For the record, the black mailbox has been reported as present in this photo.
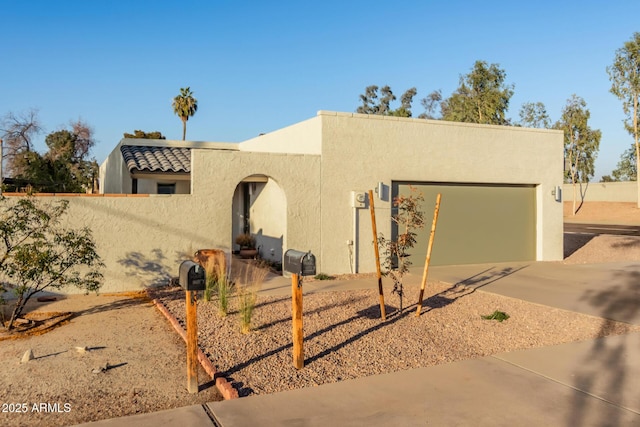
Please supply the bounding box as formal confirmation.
[179,260,206,291]
[284,250,316,276]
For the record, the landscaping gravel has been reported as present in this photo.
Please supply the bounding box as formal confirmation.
[155,278,640,398]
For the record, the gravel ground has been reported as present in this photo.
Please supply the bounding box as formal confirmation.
[0,294,222,427]
[154,277,640,398]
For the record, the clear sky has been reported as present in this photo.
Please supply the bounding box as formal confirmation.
[2,0,639,180]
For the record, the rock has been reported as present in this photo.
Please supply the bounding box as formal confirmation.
[21,349,34,363]
[92,362,110,374]
[75,346,88,353]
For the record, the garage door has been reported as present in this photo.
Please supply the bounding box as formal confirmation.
[393,182,536,266]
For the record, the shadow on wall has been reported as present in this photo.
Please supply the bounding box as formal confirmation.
[117,249,173,288]
[568,268,640,426]
[253,229,283,262]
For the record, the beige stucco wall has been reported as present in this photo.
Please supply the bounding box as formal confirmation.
[42,110,563,293]
[562,181,638,203]
[317,112,564,274]
[250,179,287,262]
[192,149,322,269]
[239,116,322,155]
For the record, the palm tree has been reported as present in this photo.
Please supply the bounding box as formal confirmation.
[172,87,198,140]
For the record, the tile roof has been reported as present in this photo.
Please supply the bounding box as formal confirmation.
[120,145,191,174]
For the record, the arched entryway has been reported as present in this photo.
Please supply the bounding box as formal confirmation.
[231,174,286,264]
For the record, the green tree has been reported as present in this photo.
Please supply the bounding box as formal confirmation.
[607,32,640,207]
[441,60,514,125]
[554,95,601,215]
[16,126,98,193]
[611,142,637,181]
[123,130,166,139]
[172,87,198,141]
[418,90,443,119]
[0,197,103,330]
[0,109,42,177]
[356,85,418,117]
[518,102,551,128]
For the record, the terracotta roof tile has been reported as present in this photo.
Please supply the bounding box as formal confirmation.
[120,145,191,174]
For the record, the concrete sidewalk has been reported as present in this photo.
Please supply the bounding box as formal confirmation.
[79,261,640,426]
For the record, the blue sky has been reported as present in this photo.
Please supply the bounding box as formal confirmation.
[2,0,639,180]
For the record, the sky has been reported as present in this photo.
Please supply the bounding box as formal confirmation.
[2,0,640,181]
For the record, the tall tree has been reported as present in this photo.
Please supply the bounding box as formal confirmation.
[356,85,417,117]
[15,126,98,193]
[554,95,601,215]
[172,87,198,140]
[418,90,442,119]
[0,109,42,177]
[607,32,640,207]
[611,142,637,181]
[518,102,551,128]
[440,60,514,125]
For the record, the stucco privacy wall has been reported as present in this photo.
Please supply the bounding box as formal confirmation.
[317,112,565,274]
[562,181,638,203]
[7,151,320,293]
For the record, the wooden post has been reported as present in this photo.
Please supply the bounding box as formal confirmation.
[292,273,304,369]
[416,193,442,317]
[368,190,386,321]
[186,290,199,393]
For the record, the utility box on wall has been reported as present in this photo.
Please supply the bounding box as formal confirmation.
[351,191,367,208]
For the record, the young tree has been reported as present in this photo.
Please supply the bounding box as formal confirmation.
[0,197,103,330]
[377,187,425,313]
[172,87,198,141]
[607,32,640,207]
[356,85,418,117]
[518,102,551,129]
[611,142,637,181]
[441,60,514,125]
[0,109,42,177]
[554,95,601,215]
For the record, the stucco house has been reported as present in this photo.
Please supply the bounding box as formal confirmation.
[94,111,563,291]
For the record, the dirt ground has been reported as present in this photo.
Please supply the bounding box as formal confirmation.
[0,293,221,427]
[0,202,637,426]
[564,201,640,223]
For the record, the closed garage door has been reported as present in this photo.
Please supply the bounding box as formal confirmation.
[393,182,536,266]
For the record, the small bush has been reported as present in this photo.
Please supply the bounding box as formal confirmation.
[235,233,256,249]
[314,273,333,280]
[237,264,267,334]
[481,311,510,322]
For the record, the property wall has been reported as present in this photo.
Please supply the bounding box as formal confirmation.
[240,116,322,155]
[7,150,320,294]
[317,111,565,274]
[562,181,638,203]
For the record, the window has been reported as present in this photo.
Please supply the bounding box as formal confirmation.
[157,183,176,194]
[132,178,138,194]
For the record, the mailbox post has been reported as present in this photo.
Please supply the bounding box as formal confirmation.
[283,250,316,369]
[179,261,206,393]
